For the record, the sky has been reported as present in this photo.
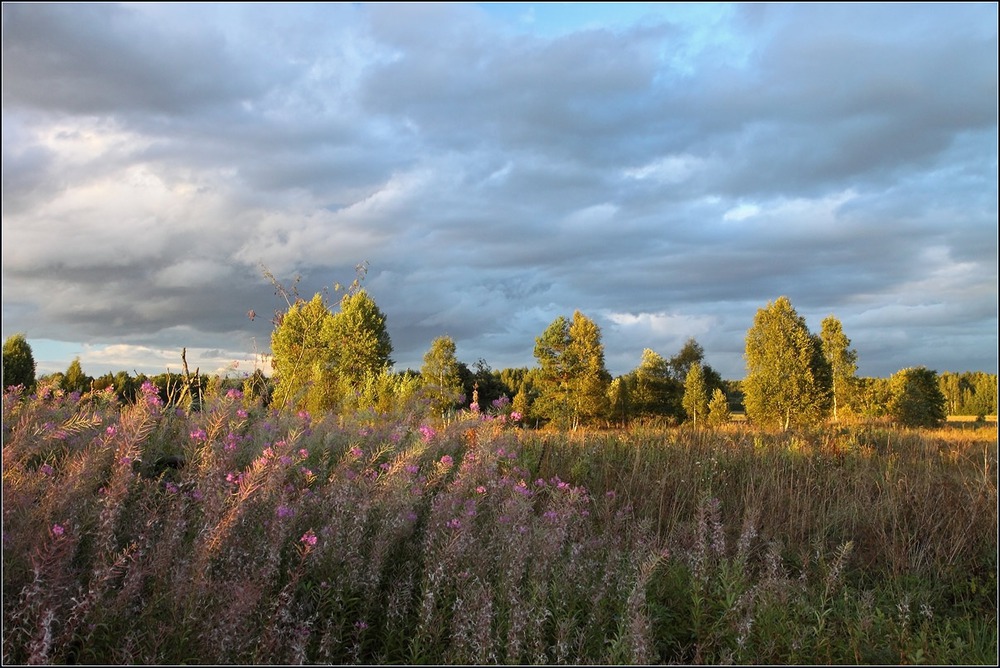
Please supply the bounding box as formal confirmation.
[2,2,997,382]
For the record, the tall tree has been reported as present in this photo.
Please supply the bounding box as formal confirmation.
[820,315,858,422]
[743,296,832,430]
[682,362,709,427]
[668,337,705,383]
[706,388,731,428]
[62,357,92,394]
[889,367,947,428]
[420,335,463,420]
[325,289,393,386]
[270,293,336,410]
[2,334,36,391]
[632,348,677,419]
[566,310,611,425]
[533,311,610,428]
[533,315,574,427]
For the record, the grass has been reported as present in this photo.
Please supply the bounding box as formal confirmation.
[3,382,997,664]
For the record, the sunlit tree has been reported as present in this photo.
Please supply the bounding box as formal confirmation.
[62,357,92,394]
[2,333,36,391]
[706,388,731,428]
[743,296,831,430]
[421,335,463,420]
[270,293,336,410]
[325,289,394,386]
[820,315,858,421]
[533,311,610,428]
[682,362,709,427]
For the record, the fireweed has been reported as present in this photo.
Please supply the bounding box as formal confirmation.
[2,384,996,664]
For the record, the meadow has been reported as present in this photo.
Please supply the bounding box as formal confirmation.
[2,382,996,664]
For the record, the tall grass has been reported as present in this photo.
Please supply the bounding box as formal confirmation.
[3,383,996,664]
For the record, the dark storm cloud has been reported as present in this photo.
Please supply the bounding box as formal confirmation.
[2,2,996,379]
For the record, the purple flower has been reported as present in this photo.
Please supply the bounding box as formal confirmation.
[470,402,480,413]
[190,429,207,442]
[226,388,244,400]
[475,485,487,495]
[298,448,309,459]
[51,523,65,537]
[439,454,454,467]
[300,530,318,547]
[39,464,54,476]
[349,446,363,458]
[236,408,248,419]
[510,411,523,422]
[165,482,179,494]
[446,518,462,529]
[419,425,436,443]
[276,505,295,519]
[279,455,293,466]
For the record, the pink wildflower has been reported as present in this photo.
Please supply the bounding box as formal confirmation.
[300,530,318,547]
[51,523,65,537]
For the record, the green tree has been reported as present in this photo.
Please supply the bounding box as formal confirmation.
[62,357,92,394]
[682,362,709,427]
[743,296,832,430]
[889,367,947,428]
[324,289,394,387]
[631,348,677,419]
[421,335,463,420]
[607,376,632,427]
[820,315,858,422]
[706,388,731,428]
[533,311,611,429]
[270,293,336,410]
[566,311,611,425]
[533,315,574,427]
[2,334,36,391]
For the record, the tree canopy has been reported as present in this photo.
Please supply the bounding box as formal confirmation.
[743,296,832,430]
[2,334,36,391]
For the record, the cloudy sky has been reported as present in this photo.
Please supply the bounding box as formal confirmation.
[2,2,997,381]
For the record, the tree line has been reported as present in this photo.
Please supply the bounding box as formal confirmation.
[3,293,996,430]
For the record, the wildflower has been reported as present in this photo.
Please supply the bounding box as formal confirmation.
[39,464,54,477]
[404,464,420,475]
[236,408,248,419]
[354,620,369,631]
[470,402,480,413]
[297,410,310,422]
[298,448,309,459]
[349,446,363,458]
[226,388,243,400]
[419,424,436,442]
[279,455,293,466]
[544,510,559,521]
[446,518,462,529]
[165,482,179,494]
[190,429,207,442]
[439,454,454,467]
[475,485,487,495]
[51,523,65,537]
[300,530,318,547]
[276,505,295,519]
[510,411,523,422]
[190,488,204,502]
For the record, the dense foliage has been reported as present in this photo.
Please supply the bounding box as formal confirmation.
[2,334,36,392]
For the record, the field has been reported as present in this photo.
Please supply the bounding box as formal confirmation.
[2,383,997,664]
